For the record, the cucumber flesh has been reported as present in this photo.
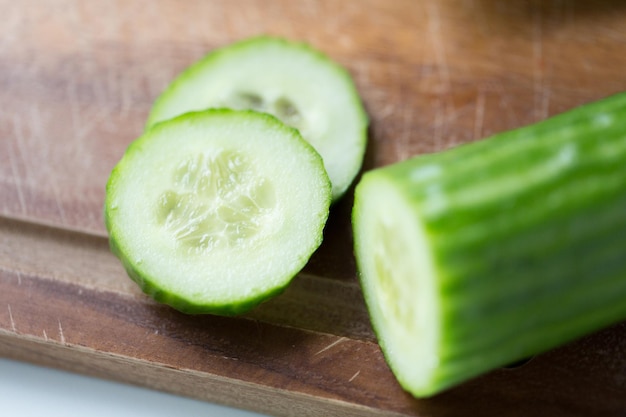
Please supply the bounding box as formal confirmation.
[146,36,368,201]
[105,110,331,315]
[352,92,626,397]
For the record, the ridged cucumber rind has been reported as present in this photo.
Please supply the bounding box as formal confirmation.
[105,109,331,315]
[146,35,369,202]
[353,91,626,397]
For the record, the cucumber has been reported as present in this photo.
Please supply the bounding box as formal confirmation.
[105,110,331,315]
[352,92,626,397]
[146,36,368,201]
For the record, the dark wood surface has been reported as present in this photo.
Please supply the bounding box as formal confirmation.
[1,1,625,415]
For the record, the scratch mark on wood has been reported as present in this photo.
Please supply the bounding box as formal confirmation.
[377,103,395,121]
[105,60,119,109]
[251,318,264,341]
[9,118,28,216]
[119,73,132,117]
[0,2,23,56]
[532,1,544,121]
[540,87,551,120]
[43,330,48,341]
[26,101,69,225]
[349,370,361,382]
[6,141,27,216]
[67,80,81,143]
[398,103,414,161]
[315,337,346,356]
[355,60,371,91]
[7,304,16,332]
[14,106,69,225]
[58,319,66,344]
[74,107,110,142]
[474,88,486,140]
[488,80,521,128]
[426,2,451,93]
[50,180,68,226]
[432,99,445,150]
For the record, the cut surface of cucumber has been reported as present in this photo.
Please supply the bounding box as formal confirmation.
[146,36,368,201]
[105,110,331,315]
[353,91,626,397]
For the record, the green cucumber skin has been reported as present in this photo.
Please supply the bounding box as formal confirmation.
[107,234,285,315]
[106,225,288,316]
[355,91,626,395]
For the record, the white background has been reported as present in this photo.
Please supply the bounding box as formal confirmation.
[0,357,268,417]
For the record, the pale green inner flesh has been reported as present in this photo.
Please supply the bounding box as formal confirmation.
[374,220,415,326]
[221,92,307,137]
[358,180,440,393]
[156,149,276,254]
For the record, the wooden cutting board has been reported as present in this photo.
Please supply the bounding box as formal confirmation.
[1,1,625,415]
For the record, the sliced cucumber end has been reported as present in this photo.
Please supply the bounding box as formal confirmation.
[353,173,442,397]
[106,109,331,315]
[146,35,368,202]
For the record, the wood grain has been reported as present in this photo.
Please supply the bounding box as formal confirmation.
[1,0,626,415]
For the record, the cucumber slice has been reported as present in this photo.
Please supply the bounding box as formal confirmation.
[352,92,626,397]
[146,36,368,201]
[105,110,331,315]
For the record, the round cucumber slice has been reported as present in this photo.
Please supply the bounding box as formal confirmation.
[146,36,368,201]
[105,109,331,315]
